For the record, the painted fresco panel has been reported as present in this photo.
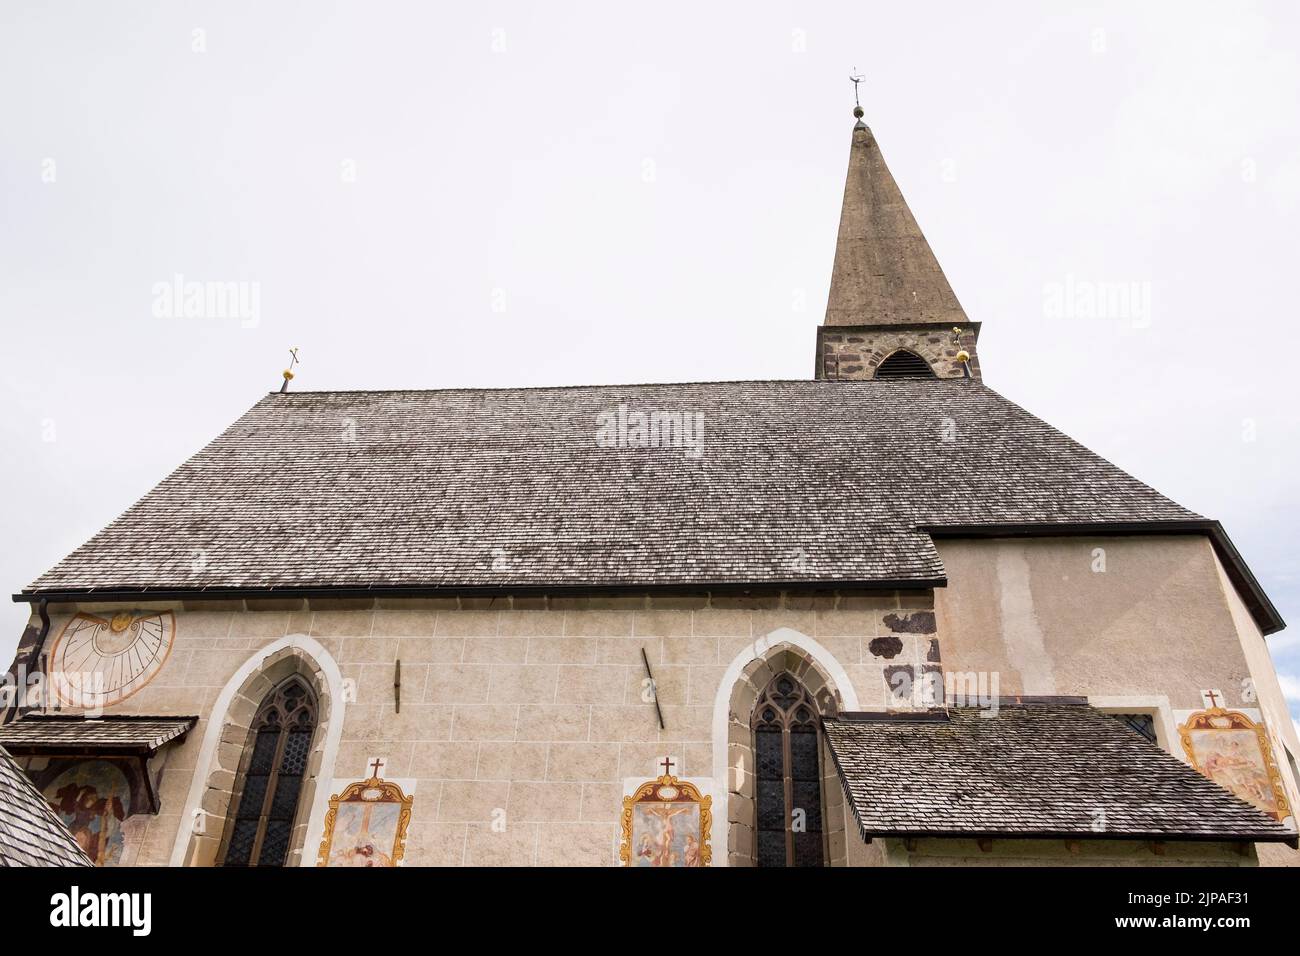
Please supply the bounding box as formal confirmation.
[1178,708,1292,823]
[43,760,132,865]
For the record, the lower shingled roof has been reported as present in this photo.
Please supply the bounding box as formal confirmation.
[0,715,198,755]
[823,701,1297,844]
[0,745,92,867]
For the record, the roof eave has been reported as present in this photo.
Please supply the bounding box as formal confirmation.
[854,826,1298,848]
[12,577,949,606]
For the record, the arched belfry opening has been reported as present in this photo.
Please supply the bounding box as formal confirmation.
[874,348,935,379]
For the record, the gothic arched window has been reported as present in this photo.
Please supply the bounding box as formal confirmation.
[752,673,825,867]
[219,675,317,867]
[875,349,935,379]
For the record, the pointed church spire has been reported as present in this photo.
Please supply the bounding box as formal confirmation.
[824,110,968,328]
[816,94,979,382]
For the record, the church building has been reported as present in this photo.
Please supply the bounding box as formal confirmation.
[2,105,1297,868]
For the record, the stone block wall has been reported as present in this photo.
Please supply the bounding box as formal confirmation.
[7,532,1289,867]
[817,323,980,380]
[11,588,936,867]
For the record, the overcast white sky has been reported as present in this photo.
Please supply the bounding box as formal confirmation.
[2,1,1297,722]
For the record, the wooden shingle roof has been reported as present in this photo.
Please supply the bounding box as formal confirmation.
[824,702,1297,844]
[17,379,1280,632]
[0,746,92,867]
[0,715,198,755]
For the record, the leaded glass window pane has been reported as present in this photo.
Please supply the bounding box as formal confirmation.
[793,831,824,867]
[756,780,785,830]
[756,727,783,778]
[225,820,258,867]
[259,820,291,868]
[269,774,303,820]
[750,672,826,867]
[789,728,819,780]
[235,774,269,820]
[220,675,318,867]
[248,728,280,773]
[756,830,786,868]
[1110,712,1158,744]
[281,728,312,775]
[792,781,823,831]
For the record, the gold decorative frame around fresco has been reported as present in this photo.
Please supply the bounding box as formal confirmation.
[315,773,414,867]
[619,773,712,867]
[1178,708,1292,821]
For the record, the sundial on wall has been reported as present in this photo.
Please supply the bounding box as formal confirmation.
[49,610,176,707]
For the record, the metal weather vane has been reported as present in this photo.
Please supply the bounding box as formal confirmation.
[280,347,300,393]
[849,69,866,121]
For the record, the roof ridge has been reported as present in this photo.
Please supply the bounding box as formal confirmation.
[269,378,987,397]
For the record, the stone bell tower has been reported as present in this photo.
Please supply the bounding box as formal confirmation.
[815,103,980,381]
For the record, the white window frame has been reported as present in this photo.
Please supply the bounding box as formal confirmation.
[1088,695,1179,756]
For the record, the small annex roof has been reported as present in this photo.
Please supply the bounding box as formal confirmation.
[0,715,198,756]
[0,744,92,867]
[824,701,1297,845]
